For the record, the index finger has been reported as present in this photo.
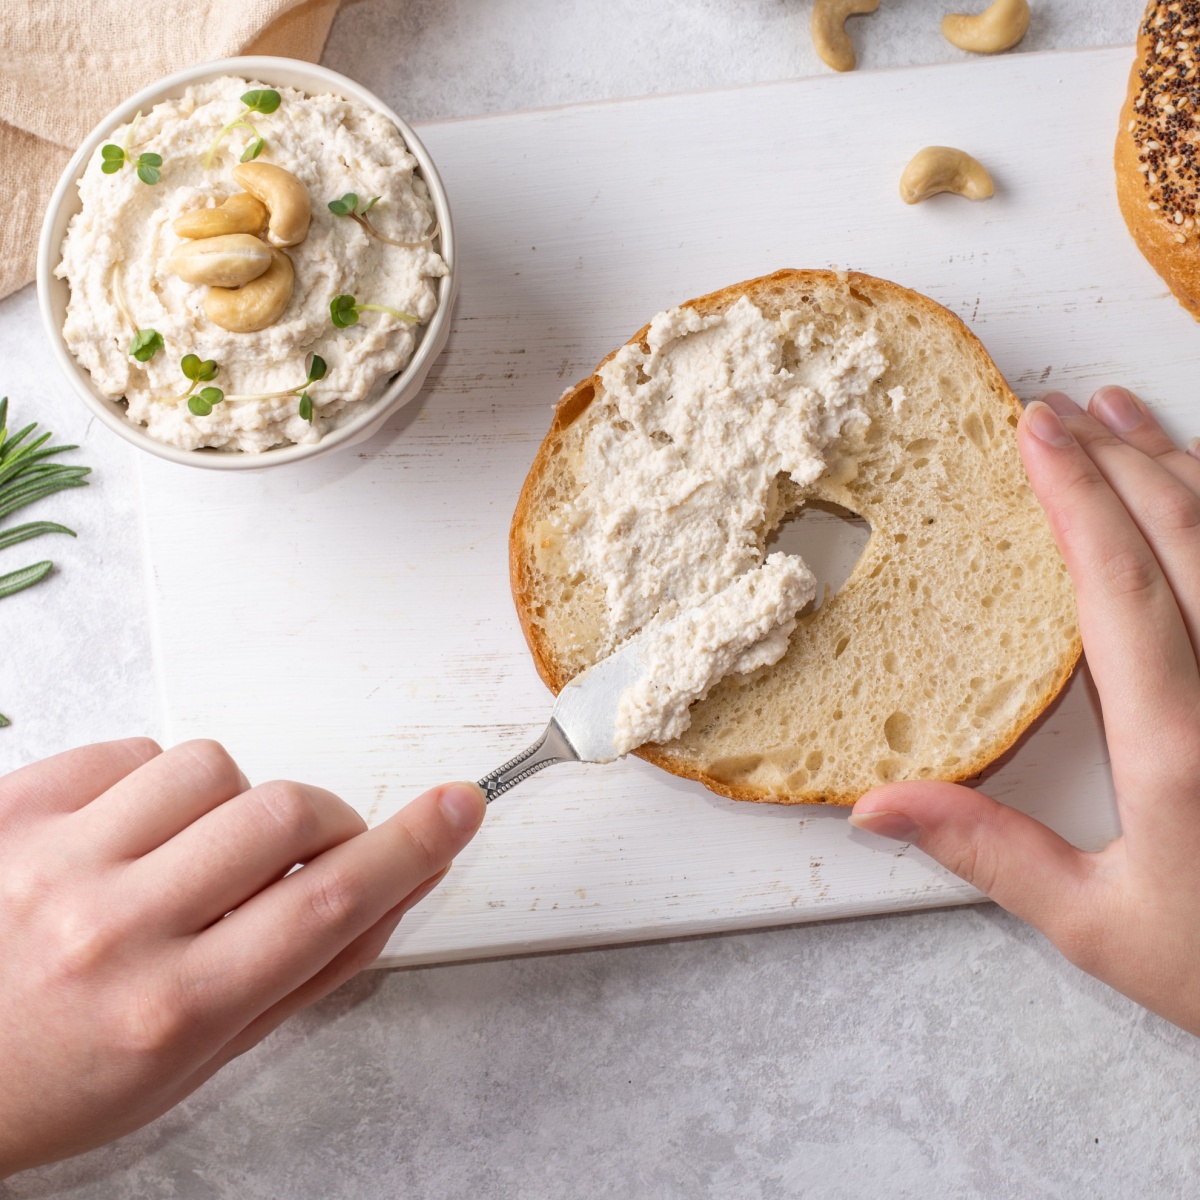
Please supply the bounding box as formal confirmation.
[1018,399,1199,765]
[179,781,485,1031]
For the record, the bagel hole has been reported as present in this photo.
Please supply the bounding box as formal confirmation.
[765,500,870,613]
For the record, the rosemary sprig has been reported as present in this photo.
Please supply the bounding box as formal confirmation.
[0,397,92,726]
[0,400,91,527]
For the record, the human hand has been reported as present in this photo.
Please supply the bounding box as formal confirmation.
[849,386,1200,1035]
[0,739,485,1176]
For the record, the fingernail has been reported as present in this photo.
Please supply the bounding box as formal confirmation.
[1036,391,1080,418]
[438,782,486,833]
[1090,386,1142,434]
[1188,436,1200,460]
[847,809,922,842]
[1024,400,1074,447]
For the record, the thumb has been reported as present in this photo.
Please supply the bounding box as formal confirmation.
[849,781,1092,931]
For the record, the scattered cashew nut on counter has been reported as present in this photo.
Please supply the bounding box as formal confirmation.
[899,146,995,205]
[811,0,880,73]
[941,0,1030,54]
[204,249,295,333]
[231,162,312,247]
[172,192,268,240]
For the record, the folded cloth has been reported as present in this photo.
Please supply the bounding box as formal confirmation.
[0,0,339,300]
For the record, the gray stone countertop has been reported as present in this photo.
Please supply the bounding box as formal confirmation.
[5,2,1199,1197]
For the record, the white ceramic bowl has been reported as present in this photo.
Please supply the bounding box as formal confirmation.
[36,56,457,471]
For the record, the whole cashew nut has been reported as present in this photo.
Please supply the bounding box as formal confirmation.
[172,192,267,239]
[811,0,880,73]
[899,147,995,204]
[203,249,294,333]
[167,233,273,287]
[941,0,1030,54]
[231,162,311,248]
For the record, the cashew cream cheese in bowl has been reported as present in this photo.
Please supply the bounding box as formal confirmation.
[38,58,456,470]
[561,296,886,753]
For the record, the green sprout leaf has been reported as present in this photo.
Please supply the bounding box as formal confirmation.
[298,393,313,423]
[100,143,125,162]
[136,164,160,185]
[181,355,218,384]
[187,387,222,417]
[242,89,281,115]
[240,136,265,163]
[330,294,359,328]
[327,193,359,216]
[361,195,380,214]
[100,159,124,175]
[129,329,163,362]
[137,152,162,168]
[306,353,327,382]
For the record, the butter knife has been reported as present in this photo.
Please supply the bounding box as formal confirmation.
[478,634,650,802]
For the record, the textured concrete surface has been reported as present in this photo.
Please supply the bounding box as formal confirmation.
[7,2,1196,1197]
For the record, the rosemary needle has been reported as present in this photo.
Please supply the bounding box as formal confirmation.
[0,560,52,599]
[0,522,75,552]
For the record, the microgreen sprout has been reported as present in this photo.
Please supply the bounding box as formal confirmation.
[100,113,163,184]
[327,192,440,248]
[128,329,163,363]
[194,353,327,423]
[297,352,326,423]
[203,89,282,169]
[329,294,418,329]
[176,354,224,416]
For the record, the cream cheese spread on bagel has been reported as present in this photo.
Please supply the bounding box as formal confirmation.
[612,553,817,756]
[559,294,886,753]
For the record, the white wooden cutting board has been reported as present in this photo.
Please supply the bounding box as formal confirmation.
[139,46,1191,967]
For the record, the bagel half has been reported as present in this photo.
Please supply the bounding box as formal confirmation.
[510,270,1081,804]
[1115,1,1200,319]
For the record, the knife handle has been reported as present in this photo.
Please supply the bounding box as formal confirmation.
[478,718,578,802]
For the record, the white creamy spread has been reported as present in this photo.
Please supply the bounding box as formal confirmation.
[563,295,887,753]
[612,553,816,755]
[56,76,447,452]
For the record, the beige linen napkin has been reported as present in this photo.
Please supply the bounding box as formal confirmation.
[0,0,339,300]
